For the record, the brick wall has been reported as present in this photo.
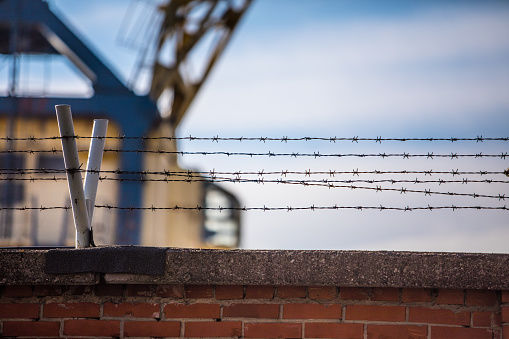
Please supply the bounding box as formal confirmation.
[1,284,507,338]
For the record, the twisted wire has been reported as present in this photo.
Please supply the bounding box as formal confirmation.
[1,176,508,185]
[0,168,505,176]
[1,174,506,200]
[1,204,507,212]
[1,135,508,142]
[1,149,507,159]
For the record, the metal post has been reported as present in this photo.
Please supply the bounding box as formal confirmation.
[84,119,108,223]
[55,104,90,248]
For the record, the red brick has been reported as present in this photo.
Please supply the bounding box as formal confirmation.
[244,322,301,338]
[164,303,220,318]
[368,325,427,339]
[346,305,405,322]
[66,285,93,296]
[473,311,492,327]
[504,325,509,339]
[402,288,432,302]
[309,286,337,300]
[503,306,509,323]
[495,312,502,327]
[278,286,307,299]
[185,321,242,337]
[284,303,341,319]
[4,285,33,298]
[124,321,180,337]
[372,288,399,301]
[216,285,244,300]
[223,304,279,318]
[44,302,100,318]
[156,284,185,298]
[502,291,509,303]
[33,286,62,297]
[0,303,39,318]
[431,326,493,339]
[186,285,214,298]
[305,323,363,338]
[3,321,60,336]
[409,307,470,326]
[95,284,123,297]
[340,287,369,300]
[63,319,120,337]
[103,303,160,318]
[466,290,498,306]
[126,284,154,297]
[245,286,274,299]
[436,289,464,305]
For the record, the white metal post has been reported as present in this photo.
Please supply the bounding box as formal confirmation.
[84,119,108,223]
[55,104,90,248]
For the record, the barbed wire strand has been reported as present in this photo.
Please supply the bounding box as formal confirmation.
[1,176,508,185]
[76,177,509,201]
[0,168,506,176]
[1,135,508,142]
[1,204,507,212]
[1,175,506,200]
[0,169,507,177]
[1,149,508,159]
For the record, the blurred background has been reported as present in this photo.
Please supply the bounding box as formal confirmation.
[1,0,508,251]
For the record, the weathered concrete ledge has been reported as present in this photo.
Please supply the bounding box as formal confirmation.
[1,247,508,290]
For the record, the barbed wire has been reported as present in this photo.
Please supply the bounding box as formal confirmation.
[1,175,506,199]
[0,168,505,176]
[1,135,508,142]
[92,177,508,201]
[0,149,507,159]
[106,150,509,159]
[2,176,508,185]
[2,135,506,216]
[0,204,507,212]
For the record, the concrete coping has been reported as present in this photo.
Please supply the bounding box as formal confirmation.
[1,247,508,290]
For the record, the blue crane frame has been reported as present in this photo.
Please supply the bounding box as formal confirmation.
[0,0,160,245]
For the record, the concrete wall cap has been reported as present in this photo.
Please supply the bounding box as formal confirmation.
[0,247,508,289]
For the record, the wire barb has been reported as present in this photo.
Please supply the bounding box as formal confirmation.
[2,135,507,142]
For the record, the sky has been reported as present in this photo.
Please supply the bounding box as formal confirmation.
[10,0,509,252]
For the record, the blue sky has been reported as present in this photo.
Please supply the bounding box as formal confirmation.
[47,0,509,137]
[13,0,509,251]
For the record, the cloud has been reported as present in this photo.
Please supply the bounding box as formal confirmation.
[180,4,509,135]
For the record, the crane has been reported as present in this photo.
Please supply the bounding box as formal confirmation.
[0,0,251,247]
[127,0,252,126]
